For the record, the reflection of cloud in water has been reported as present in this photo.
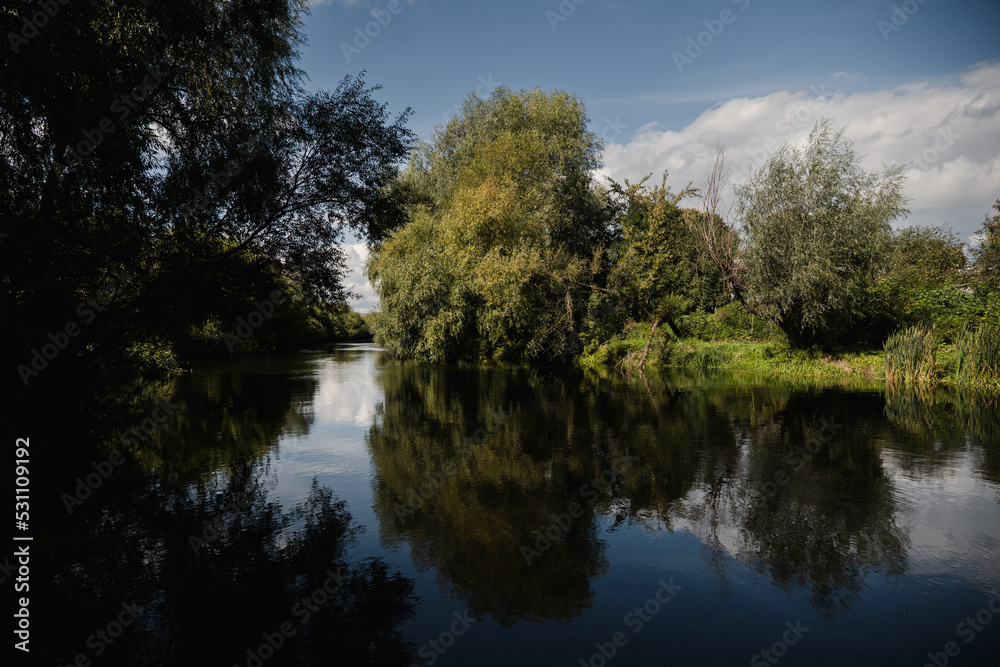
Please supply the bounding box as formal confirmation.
[311,352,385,428]
[883,450,1000,586]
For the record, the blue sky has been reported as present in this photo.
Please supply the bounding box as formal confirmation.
[299,0,1000,310]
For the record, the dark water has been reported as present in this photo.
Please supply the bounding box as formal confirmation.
[9,344,1000,666]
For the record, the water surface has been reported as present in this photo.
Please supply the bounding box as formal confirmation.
[21,344,1000,666]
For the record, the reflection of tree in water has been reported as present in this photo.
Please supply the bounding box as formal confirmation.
[368,365,913,623]
[32,363,417,667]
[368,364,616,625]
[884,383,1000,491]
[729,389,907,620]
[133,366,319,482]
[593,376,909,619]
[369,362,921,623]
[735,420,908,619]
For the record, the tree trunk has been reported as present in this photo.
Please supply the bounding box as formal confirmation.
[638,317,660,371]
[663,313,683,339]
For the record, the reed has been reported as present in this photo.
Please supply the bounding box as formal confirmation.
[955,322,1000,387]
[884,323,939,385]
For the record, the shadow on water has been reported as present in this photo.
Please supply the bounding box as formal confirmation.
[9,358,418,667]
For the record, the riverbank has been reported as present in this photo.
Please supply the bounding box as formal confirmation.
[578,331,973,387]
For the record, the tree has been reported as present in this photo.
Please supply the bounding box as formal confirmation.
[971,198,1000,293]
[888,224,966,284]
[688,144,746,306]
[1,0,412,388]
[876,224,973,337]
[160,74,413,304]
[734,120,908,346]
[593,174,724,369]
[368,87,611,363]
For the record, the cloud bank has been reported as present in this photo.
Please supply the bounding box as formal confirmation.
[597,61,1000,243]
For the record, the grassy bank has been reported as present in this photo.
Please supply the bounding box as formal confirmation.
[578,325,975,387]
[580,335,882,382]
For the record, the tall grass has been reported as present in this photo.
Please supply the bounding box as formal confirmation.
[955,322,1000,387]
[884,323,939,384]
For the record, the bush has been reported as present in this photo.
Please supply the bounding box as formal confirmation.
[678,302,783,343]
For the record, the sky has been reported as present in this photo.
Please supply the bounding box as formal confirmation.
[298,0,1000,311]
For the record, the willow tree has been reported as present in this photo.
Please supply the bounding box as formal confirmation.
[735,120,908,346]
[1,0,412,389]
[368,87,612,363]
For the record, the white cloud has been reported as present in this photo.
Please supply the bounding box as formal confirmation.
[341,243,377,312]
[831,71,865,83]
[597,61,1000,243]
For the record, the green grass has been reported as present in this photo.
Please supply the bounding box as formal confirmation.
[578,328,886,383]
[575,321,998,390]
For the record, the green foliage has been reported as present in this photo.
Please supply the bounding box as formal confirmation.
[884,323,939,385]
[955,322,1000,388]
[971,198,1000,294]
[581,333,886,383]
[876,224,976,339]
[888,224,967,284]
[891,284,983,340]
[678,302,784,343]
[369,87,610,363]
[735,119,908,347]
[1,1,411,388]
[599,177,726,335]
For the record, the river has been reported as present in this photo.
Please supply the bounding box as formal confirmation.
[18,343,1000,666]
